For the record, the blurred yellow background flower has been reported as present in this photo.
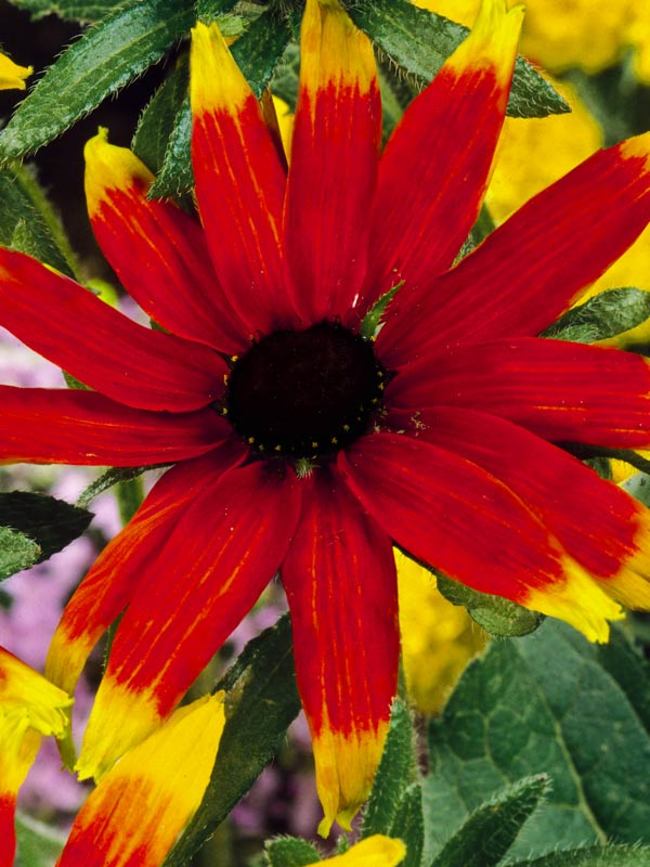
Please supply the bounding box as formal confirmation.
[0,49,31,91]
[413,0,650,81]
[396,550,486,715]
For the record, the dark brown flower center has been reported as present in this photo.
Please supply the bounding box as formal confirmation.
[224,322,385,458]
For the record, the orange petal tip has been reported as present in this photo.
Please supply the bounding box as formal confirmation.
[525,560,625,644]
[314,723,389,837]
[84,126,154,216]
[75,679,162,782]
[190,20,251,116]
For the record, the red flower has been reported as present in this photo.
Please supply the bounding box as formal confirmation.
[1,0,649,834]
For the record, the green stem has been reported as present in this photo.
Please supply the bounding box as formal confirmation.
[116,476,145,525]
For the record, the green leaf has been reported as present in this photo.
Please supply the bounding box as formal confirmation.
[342,0,568,119]
[360,281,403,340]
[132,58,189,174]
[0,164,77,276]
[15,812,65,867]
[150,5,294,199]
[165,614,300,866]
[542,289,650,343]
[508,845,650,867]
[0,492,92,568]
[362,698,417,838]
[390,783,424,867]
[0,527,41,582]
[436,574,542,638]
[0,0,196,159]
[430,775,550,867]
[7,0,123,23]
[423,621,650,864]
[622,471,650,508]
[265,837,322,867]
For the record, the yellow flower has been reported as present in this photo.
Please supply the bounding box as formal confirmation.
[0,647,71,865]
[396,550,486,715]
[0,50,32,91]
[315,835,406,865]
[412,0,650,80]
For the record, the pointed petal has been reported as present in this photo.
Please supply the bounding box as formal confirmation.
[320,836,406,865]
[284,0,380,324]
[379,132,650,366]
[85,129,246,354]
[339,432,623,642]
[389,337,650,449]
[363,0,523,315]
[0,385,229,466]
[76,461,301,780]
[0,248,226,411]
[403,407,650,608]
[282,470,398,836]
[58,694,225,867]
[190,22,297,337]
[45,443,245,698]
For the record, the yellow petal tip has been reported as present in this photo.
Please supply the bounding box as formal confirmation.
[84,126,153,216]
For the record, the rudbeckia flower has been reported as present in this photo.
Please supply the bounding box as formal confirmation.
[0,647,71,867]
[57,694,225,867]
[0,50,31,91]
[0,0,649,835]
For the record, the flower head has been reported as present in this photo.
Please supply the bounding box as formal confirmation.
[0,647,71,867]
[1,0,649,835]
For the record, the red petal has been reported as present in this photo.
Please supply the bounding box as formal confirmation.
[389,337,650,449]
[0,249,226,412]
[85,129,246,354]
[379,133,650,366]
[0,795,16,867]
[284,0,381,325]
[362,0,523,315]
[339,431,566,602]
[76,460,302,780]
[45,443,245,698]
[402,406,650,591]
[190,23,297,337]
[0,386,229,466]
[281,469,398,835]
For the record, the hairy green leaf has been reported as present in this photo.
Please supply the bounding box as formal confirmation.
[0,0,196,159]
[343,0,568,119]
[509,845,650,867]
[362,698,417,838]
[436,574,542,637]
[0,164,77,276]
[542,289,650,343]
[265,837,322,867]
[423,621,650,864]
[390,783,424,867]
[7,0,123,22]
[430,775,550,867]
[132,58,189,174]
[166,614,300,865]
[0,527,41,582]
[0,492,92,571]
[150,5,294,198]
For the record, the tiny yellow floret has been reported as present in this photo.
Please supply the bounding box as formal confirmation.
[0,50,32,91]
